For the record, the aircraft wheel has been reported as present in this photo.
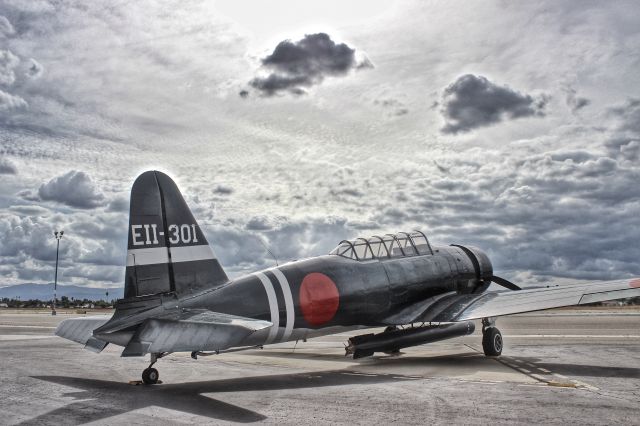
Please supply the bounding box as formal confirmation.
[142,367,159,385]
[482,327,503,357]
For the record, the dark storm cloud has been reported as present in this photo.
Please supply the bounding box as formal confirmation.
[248,33,372,96]
[0,156,17,174]
[440,75,548,134]
[38,170,106,209]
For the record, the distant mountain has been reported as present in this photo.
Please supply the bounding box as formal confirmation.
[0,283,124,301]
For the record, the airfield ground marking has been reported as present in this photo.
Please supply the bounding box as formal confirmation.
[0,325,56,329]
[464,344,599,390]
[507,358,600,391]
[341,372,378,377]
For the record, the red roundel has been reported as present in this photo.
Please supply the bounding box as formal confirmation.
[630,279,640,289]
[299,272,340,326]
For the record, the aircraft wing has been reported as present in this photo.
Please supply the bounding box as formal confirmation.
[120,309,272,356]
[384,278,640,324]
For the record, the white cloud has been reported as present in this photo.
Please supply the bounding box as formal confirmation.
[38,170,106,209]
[0,49,19,85]
[0,15,14,37]
[26,58,43,79]
[0,88,26,110]
[0,156,18,174]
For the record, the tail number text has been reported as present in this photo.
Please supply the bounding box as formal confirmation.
[131,224,199,246]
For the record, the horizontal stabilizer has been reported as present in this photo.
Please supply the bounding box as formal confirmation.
[121,310,272,356]
[84,336,109,353]
[55,316,111,351]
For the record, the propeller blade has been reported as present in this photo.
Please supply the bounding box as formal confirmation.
[491,276,522,291]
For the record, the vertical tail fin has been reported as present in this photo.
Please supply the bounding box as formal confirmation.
[124,171,228,299]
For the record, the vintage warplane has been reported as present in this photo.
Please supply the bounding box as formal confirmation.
[56,171,640,384]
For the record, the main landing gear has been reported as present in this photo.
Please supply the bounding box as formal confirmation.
[141,352,165,385]
[481,317,503,357]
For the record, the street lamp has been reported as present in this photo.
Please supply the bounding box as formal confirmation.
[52,230,64,316]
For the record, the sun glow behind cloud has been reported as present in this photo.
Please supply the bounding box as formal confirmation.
[214,0,397,49]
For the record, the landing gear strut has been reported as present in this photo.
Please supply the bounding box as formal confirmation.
[481,317,502,357]
[141,353,164,385]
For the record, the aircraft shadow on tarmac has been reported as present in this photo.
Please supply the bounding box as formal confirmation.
[248,349,482,366]
[518,359,640,379]
[28,370,420,425]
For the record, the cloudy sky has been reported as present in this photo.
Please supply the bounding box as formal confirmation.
[1,0,639,288]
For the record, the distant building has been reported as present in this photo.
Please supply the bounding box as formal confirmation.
[602,300,625,307]
[0,303,8,308]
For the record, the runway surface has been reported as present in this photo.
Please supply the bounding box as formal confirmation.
[0,310,639,425]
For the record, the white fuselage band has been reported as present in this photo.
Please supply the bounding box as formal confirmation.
[126,245,216,266]
[254,272,280,344]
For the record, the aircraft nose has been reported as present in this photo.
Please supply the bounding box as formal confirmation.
[452,244,494,283]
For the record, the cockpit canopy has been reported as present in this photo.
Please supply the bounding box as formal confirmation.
[329,231,434,261]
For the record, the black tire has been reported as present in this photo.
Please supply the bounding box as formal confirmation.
[142,367,159,385]
[482,327,503,356]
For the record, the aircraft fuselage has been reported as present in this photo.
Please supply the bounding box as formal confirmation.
[179,244,491,347]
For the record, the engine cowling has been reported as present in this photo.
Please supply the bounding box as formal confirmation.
[450,244,493,293]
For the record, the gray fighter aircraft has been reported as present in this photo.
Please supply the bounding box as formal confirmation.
[56,171,640,384]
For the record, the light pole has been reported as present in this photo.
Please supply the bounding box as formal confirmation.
[52,230,64,316]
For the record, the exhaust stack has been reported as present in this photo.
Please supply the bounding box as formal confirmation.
[346,322,475,359]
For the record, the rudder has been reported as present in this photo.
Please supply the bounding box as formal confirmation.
[124,170,228,298]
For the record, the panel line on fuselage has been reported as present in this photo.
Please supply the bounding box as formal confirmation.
[271,268,295,342]
[254,272,280,344]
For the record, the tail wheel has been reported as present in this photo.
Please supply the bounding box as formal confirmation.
[482,327,503,356]
[142,367,159,385]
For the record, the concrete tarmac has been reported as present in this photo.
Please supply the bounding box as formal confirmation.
[0,310,639,425]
